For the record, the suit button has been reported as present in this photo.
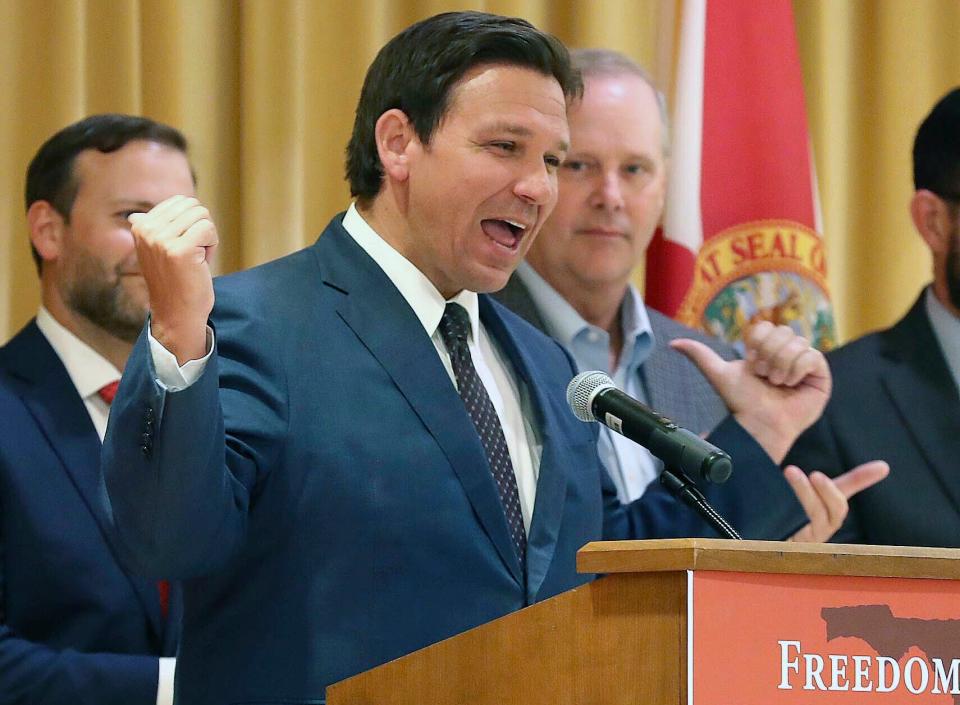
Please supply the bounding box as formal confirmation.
[145,407,155,421]
[141,444,150,455]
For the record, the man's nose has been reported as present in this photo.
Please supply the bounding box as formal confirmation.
[514,161,555,206]
[591,171,625,211]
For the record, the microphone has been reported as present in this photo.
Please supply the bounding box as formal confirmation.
[566,371,733,484]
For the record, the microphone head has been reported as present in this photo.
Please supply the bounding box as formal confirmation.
[566,370,615,422]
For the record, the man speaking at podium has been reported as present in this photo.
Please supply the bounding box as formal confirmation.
[104,11,852,703]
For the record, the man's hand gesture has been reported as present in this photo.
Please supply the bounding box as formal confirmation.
[129,195,218,365]
[671,322,831,463]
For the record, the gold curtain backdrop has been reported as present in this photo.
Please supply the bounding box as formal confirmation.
[1,0,958,344]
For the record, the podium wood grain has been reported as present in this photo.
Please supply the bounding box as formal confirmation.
[327,539,960,704]
[327,571,688,704]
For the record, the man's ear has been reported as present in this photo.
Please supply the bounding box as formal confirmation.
[374,109,417,184]
[27,200,65,264]
[910,189,958,255]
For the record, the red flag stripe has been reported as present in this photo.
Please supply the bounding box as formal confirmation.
[701,0,815,236]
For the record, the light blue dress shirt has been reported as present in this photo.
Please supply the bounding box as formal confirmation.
[515,261,661,501]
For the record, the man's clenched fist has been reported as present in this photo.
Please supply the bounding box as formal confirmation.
[129,195,218,365]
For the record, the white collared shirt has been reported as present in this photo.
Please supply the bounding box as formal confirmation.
[36,307,121,442]
[154,204,542,532]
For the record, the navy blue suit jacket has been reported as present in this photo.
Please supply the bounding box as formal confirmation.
[786,292,960,547]
[103,214,804,704]
[0,322,180,705]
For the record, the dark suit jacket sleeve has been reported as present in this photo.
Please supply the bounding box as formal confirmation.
[103,300,288,579]
[784,414,864,543]
[603,416,808,541]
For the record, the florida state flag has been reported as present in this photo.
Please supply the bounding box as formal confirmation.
[646,0,836,351]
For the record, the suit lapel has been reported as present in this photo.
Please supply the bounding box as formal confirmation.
[642,316,702,425]
[642,311,731,434]
[312,224,523,585]
[879,298,960,514]
[642,332,678,412]
[480,297,569,602]
[0,323,166,639]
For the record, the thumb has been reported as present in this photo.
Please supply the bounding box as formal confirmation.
[670,338,728,390]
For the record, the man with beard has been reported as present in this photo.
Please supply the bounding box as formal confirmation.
[495,49,886,535]
[786,87,960,547]
[0,114,190,705]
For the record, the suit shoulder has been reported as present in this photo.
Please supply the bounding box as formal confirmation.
[816,329,894,410]
[212,216,348,315]
[825,328,885,370]
[215,247,318,297]
[647,309,738,360]
[211,246,322,320]
[0,320,40,369]
[826,296,929,372]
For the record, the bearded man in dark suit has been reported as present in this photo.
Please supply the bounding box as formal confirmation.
[0,114,188,705]
[787,87,960,548]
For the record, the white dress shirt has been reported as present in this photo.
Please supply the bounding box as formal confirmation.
[36,307,120,442]
[152,203,542,532]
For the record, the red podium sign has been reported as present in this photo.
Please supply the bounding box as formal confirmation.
[691,571,960,704]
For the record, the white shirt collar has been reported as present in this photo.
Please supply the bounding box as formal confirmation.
[341,203,481,339]
[35,306,121,400]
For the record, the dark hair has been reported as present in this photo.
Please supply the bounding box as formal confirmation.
[913,87,960,202]
[345,11,582,205]
[25,113,190,271]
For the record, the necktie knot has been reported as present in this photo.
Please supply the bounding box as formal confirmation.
[98,380,120,405]
[438,303,471,349]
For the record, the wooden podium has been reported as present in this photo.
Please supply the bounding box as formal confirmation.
[326,539,960,705]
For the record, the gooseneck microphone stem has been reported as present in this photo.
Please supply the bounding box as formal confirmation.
[659,466,743,540]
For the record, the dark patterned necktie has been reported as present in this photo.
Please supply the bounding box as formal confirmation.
[438,303,526,568]
[98,381,171,618]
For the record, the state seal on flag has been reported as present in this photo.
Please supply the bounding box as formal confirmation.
[675,220,837,353]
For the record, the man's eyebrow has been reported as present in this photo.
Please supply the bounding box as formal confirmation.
[108,199,155,210]
[483,122,533,136]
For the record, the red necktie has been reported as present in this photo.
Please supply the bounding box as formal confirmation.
[97,380,170,618]
[97,380,120,405]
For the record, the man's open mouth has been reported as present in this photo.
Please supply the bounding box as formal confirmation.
[481,218,528,249]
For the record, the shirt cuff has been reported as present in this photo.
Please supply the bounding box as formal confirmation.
[156,657,176,705]
[148,324,214,391]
